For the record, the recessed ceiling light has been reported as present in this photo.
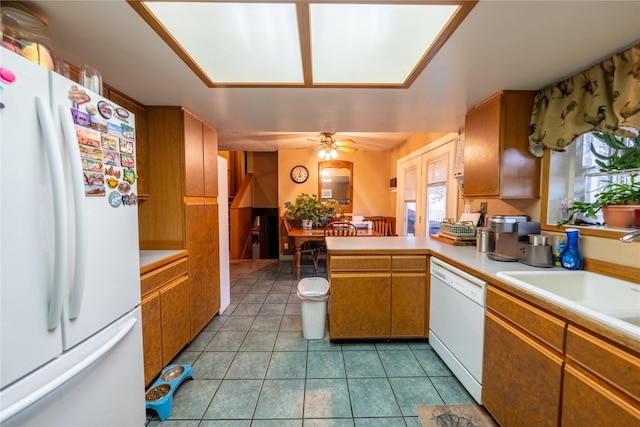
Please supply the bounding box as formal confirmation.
[130,1,477,88]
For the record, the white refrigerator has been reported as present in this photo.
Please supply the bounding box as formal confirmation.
[0,48,145,426]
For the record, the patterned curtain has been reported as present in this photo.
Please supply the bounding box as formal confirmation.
[528,43,640,157]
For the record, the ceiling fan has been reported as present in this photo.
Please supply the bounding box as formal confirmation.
[308,132,358,160]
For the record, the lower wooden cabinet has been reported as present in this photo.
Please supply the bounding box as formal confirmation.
[328,254,427,339]
[391,272,426,337]
[140,255,190,385]
[140,292,162,386]
[483,285,640,427]
[330,273,391,338]
[483,311,564,427]
[159,276,191,364]
[186,201,220,339]
[562,364,640,426]
[561,325,640,426]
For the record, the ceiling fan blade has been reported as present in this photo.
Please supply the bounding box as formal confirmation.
[334,139,355,146]
[337,146,357,153]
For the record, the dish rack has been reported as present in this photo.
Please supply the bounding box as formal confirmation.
[439,218,477,238]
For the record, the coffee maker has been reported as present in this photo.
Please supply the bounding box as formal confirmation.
[486,215,553,268]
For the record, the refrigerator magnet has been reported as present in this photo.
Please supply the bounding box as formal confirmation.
[104,165,121,178]
[86,185,105,197]
[121,124,135,141]
[106,176,118,189]
[118,181,131,194]
[108,191,122,208]
[115,107,130,121]
[121,155,135,168]
[103,150,120,166]
[123,168,137,184]
[85,103,97,115]
[101,134,119,151]
[122,193,137,206]
[71,109,91,127]
[97,101,113,119]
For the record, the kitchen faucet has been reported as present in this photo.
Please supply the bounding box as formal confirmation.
[620,229,640,243]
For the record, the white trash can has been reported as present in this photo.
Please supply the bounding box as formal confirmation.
[297,277,330,339]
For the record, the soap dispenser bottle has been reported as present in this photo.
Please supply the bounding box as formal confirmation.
[561,228,582,270]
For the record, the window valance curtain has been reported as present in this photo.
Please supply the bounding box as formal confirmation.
[528,43,640,157]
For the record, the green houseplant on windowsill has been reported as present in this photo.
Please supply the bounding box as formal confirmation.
[558,133,640,228]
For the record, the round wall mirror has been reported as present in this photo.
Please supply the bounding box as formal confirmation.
[318,160,353,213]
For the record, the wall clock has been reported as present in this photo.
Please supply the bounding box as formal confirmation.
[290,165,309,183]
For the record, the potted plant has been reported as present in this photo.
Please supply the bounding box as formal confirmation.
[317,198,343,226]
[559,132,640,228]
[284,193,323,229]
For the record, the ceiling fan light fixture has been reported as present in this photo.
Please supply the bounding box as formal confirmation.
[330,149,339,159]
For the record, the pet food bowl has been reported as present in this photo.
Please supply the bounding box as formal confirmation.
[145,364,192,421]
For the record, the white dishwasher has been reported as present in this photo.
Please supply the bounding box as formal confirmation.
[429,257,487,404]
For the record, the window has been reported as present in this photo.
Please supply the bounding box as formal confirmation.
[547,132,638,228]
[396,133,458,236]
[403,168,417,236]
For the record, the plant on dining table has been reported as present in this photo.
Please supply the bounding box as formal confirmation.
[284,193,343,227]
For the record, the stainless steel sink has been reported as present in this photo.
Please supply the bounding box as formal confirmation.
[496,270,640,337]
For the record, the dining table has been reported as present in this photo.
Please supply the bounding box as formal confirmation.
[288,227,380,279]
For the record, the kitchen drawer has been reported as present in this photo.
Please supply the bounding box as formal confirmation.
[391,255,427,271]
[487,286,566,353]
[330,255,391,272]
[141,257,188,296]
[566,325,640,401]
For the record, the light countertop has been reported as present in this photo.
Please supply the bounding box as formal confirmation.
[140,249,187,271]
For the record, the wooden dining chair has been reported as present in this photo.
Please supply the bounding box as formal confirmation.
[324,221,358,236]
[365,216,393,236]
[282,217,319,273]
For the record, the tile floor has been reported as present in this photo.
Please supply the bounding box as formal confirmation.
[146,261,475,427]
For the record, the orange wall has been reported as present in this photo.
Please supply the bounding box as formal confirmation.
[278,148,395,217]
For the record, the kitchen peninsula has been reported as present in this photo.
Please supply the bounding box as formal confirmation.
[325,236,640,425]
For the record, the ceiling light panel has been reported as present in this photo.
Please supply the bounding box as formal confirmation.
[309,3,458,84]
[143,2,303,84]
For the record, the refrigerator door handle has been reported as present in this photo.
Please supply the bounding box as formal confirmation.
[0,317,138,423]
[59,104,87,320]
[35,97,68,331]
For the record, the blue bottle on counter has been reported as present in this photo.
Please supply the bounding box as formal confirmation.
[560,228,582,270]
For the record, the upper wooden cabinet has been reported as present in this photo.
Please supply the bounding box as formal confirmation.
[463,90,540,199]
[149,107,217,198]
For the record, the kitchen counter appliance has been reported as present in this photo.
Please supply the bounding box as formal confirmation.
[1,48,144,425]
[429,257,487,403]
[486,216,553,268]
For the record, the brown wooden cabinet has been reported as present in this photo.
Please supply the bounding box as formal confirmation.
[391,255,428,337]
[463,90,539,199]
[561,326,640,426]
[483,286,565,427]
[140,256,190,385]
[185,202,220,338]
[328,254,428,339]
[140,292,162,386]
[140,106,220,340]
